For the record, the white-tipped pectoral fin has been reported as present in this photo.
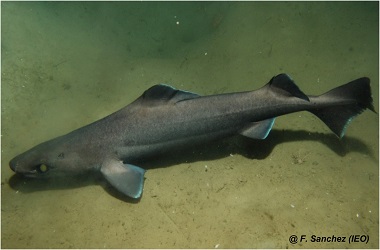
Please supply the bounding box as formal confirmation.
[100,159,145,199]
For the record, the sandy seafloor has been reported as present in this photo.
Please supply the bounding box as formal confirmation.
[1,2,379,249]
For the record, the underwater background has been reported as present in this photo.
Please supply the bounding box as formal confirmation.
[1,2,378,248]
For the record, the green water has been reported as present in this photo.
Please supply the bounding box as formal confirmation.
[1,2,378,248]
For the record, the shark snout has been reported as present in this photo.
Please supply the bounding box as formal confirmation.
[9,157,35,175]
[9,158,18,172]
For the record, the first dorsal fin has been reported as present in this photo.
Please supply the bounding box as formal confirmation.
[267,74,310,101]
[141,84,200,105]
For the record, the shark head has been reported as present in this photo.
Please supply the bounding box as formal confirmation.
[9,135,146,199]
[9,136,95,179]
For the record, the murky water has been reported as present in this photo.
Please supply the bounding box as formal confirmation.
[1,2,378,248]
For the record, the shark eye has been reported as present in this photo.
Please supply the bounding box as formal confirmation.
[37,164,49,173]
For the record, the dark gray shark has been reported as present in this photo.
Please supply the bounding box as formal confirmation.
[9,74,375,199]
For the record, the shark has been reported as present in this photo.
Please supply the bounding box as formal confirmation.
[9,74,375,199]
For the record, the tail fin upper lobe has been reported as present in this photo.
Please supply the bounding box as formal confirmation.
[310,77,375,138]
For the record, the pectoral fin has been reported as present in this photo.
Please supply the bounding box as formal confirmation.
[100,160,145,199]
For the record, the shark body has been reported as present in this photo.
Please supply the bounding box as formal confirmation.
[9,74,375,199]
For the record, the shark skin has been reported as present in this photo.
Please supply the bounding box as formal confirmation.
[9,74,375,199]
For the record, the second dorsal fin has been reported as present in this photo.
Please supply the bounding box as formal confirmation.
[267,74,309,101]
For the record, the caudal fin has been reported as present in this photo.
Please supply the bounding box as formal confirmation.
[310,77,375,138]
